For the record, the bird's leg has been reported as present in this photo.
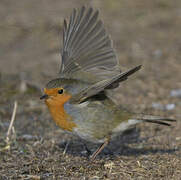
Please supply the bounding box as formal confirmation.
[79,139,92,157]
[63,139,70,155]
[83,143,92,157]
[90,138,110,161]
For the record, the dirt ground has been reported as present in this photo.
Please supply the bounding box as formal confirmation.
[0,0,181,179]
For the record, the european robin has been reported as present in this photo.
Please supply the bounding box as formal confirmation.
[40,6,176,161]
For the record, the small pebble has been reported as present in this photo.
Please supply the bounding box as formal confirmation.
[19,134,38,141]
[152,103,164,110]
[170,89,181,98]
[152,103,175,111]
[165,104,175,110]
[153,49,162,59]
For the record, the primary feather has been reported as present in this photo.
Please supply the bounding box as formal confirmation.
[60,6,120,82]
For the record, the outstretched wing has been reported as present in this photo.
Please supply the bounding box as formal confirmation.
[60,6,120,82]
[70,65,141,104]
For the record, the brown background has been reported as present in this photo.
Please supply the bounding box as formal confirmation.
[0,0,180,179]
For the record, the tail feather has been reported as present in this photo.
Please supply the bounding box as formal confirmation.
[141,119,175,126]
[133,115,176,126]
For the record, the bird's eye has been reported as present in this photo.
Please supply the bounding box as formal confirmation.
[58,89,64,94]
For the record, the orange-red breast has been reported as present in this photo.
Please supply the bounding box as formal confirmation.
[40,6,176,161]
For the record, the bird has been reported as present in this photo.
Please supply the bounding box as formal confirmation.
[40,6,176,161]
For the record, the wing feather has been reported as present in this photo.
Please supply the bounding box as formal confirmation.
[60,7,120,81]
[70,65,142,104]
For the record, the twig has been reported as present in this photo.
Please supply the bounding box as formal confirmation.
[6,101,18,143]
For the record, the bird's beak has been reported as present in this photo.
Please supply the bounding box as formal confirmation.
[40,94,49,100]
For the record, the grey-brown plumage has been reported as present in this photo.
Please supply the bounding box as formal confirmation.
[42,6,176,161]
[60,6,120,81]
[48,6,142,102]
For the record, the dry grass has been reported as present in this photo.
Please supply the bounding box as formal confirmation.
[0,0,181,179]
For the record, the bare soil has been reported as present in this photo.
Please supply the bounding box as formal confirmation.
[0,0,180,179]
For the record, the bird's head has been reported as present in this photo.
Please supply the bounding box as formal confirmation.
[40,87,71,106]
[40,78,73,106]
